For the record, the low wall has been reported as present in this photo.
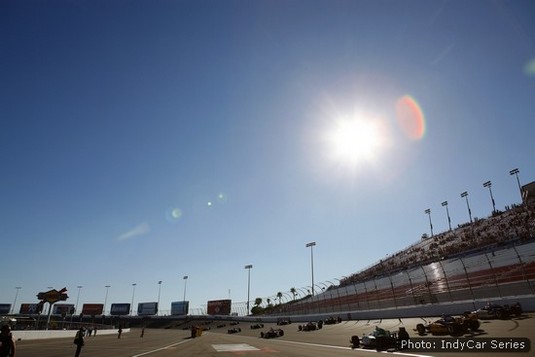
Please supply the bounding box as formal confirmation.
[12,328,130,341]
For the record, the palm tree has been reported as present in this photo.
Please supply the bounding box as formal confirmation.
[254,297,262,307]
[290,287,297,300]
[277,292,283,305]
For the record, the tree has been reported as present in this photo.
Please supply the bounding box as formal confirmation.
[290,287,297,300]
[277,292,283,305]
[254,297,262,307]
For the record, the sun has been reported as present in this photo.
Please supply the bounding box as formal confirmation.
[325,117,385,166]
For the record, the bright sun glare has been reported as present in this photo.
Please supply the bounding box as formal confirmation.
[325,117,384,166]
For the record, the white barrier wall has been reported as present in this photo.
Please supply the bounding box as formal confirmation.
[12,328,130,341]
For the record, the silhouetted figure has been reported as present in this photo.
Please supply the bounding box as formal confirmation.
[0,325,15,357]
[73,327,85,357]
[117,327,122,339]
[140,328,145,338]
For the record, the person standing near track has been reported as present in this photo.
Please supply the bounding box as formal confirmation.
[73,327,85,357]
[0,325,16,357]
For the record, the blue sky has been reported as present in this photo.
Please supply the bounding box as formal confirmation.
[1,0,534,314]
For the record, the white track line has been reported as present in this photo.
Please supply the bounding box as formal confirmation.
[131,338,192,357]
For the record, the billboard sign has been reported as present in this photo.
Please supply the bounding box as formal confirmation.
[207,299,231,315]
[137,302,158,316]
[52,304,75,315]
[20,303,43,315]
[110,303,131,316]
[171,301,189,315]
[82,304,104,316]
[0,304,11,314]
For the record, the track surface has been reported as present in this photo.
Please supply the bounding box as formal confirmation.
[12,315,535,357]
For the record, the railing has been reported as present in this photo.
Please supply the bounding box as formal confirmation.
[269,240,535,316]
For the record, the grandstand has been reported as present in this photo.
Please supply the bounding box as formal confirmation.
[260,181,535,317]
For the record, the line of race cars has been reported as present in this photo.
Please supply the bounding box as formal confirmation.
[350,302,524,351]
[219,302,524,351]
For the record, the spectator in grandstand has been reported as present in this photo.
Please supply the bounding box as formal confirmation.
[0,325,15,357]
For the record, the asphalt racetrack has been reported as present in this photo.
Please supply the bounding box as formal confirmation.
[13,315,535,357]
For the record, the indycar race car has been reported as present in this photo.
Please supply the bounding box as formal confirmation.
[468,302,522,320]
[324,316,342,325]
[416,315,480,336]
[276,319,292,325]
[250,323,264,329]
[227,327,241,334]
[357,326,399,351]
[298,321,321,331]
[260,328,284,338]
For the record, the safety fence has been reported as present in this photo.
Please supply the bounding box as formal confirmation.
[262,240,535,316]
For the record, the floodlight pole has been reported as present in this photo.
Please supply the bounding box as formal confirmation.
[306,242,316,296]
[157,281,162,315]
[104,285,111,316]
[425,209,434,237]
[183,276,188,303]
[244,265,252,315]
[441,201,452,231]
[11,287,21,314]
[461,191,473,223]
[509,168,523,202]
[483,181,496,214]
[131,283,136,316]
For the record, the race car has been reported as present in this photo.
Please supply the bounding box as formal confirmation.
[508,302,524,317]
[324,316,342,325]
[298,321,320,331]
[351,327,410,351]
[227,327,241,334]
[250,323,264,329]
[416,315,480,336]
[260,328,284,338]
[359,326,398,351]
[468,302,522,320]
[276,319,292,325]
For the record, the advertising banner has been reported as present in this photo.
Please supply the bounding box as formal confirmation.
[52,304,75,315]
[110,303,131,316]
[81,304,104,316]
[171,301,189,315]
[0,304,11,314]
[20,303,43,314]
[207,299,231,315]
[137,302,158,316]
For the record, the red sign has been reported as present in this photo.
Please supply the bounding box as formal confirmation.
[207,299,231,315]
[82,304,104,316]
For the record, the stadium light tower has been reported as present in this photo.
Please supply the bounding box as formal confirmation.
[183,276,188,302]
[441,201,452,231]
[104,285,111,316]
[11,287,21,314]
[509,168,523,202]
[75,286,83,315]
[131,283,137,316]
[157,281,162,316]
[483,181,496,214]
[461,191,473,223]
[425,209,434,237]
[244,265,253,315]
[306,242,316,296]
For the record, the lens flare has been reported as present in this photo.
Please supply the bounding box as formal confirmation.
[525,59,535,77]
[395,95,425,140]
[165,207,183,222]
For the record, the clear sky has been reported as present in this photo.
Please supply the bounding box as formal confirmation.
[1,0,534,315]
